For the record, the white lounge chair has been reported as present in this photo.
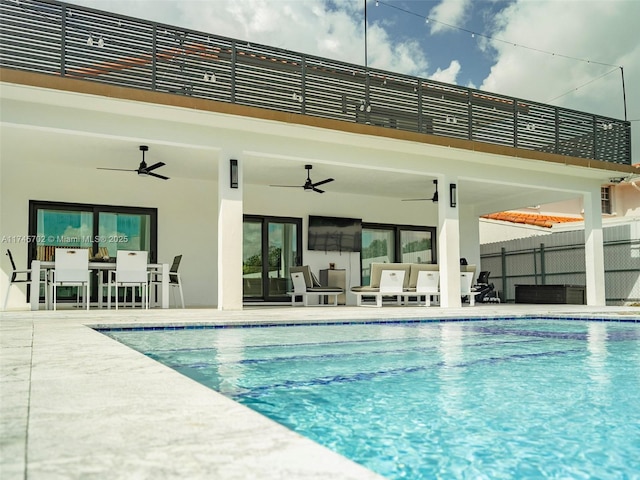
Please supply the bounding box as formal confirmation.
[415,270,440,306]
[351,262,412,306]
[287,266,343,306]
[460,271,482,306]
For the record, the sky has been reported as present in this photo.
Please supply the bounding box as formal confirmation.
[66,0,640,165]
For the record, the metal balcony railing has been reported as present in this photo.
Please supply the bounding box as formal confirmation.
[0,0,632,165]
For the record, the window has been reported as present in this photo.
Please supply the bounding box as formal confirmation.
[361,223,436,285]
[29,201,157,261]
[601,186,612,214]
[28,201,157,302]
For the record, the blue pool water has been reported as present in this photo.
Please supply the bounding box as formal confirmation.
[103,319,640,479]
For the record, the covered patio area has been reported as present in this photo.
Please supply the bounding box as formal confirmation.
[1,71,627,311]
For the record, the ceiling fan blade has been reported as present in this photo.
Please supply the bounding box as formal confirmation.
[311,177,334,188]
[312,187,325,193]
[148,171,169,180]
[97,167,136,172]
[269,184,303,188]
[145,162,166,172]
[401,198,432,202]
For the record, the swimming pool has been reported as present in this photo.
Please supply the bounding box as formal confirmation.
[103,319,640,479]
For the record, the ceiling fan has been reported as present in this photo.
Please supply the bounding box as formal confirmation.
[97,145,169,180]
[402,179,438,202]
[270,164,334,193]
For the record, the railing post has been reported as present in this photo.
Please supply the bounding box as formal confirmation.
[501,247,507,302]
[540,243,546,285]
[554,107,560,155]
[60,4,66,76]
[467,90,473,140]
[417,80,423,133]
[151,24,157,90]
[592,116,598,160]
[513,98,518,148]
[301,56,307,115]
[231,41,237,103]
[533,246,538,285]
[365,68,371,124]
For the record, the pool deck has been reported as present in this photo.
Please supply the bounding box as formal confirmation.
[2,304,639,479]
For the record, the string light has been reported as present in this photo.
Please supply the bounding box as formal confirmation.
[547,67,619,103]
[374,0,620,70]
[373,0,627,119]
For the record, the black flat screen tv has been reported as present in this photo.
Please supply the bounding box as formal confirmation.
[308,215,362,252]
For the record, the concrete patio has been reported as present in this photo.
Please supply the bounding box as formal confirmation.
[2,304,638,479]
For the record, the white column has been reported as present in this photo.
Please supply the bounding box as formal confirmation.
[583,188,606,306]
[437,176,462,308]
[217,156,244,310]
[459,202,480,271]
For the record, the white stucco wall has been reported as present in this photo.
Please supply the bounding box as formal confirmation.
[0,150,218,309]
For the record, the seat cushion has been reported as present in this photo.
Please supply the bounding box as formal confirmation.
[369,263,411,288]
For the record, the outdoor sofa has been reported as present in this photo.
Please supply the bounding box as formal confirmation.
[351,262,476,307]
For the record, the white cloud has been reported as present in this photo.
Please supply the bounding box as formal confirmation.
[68,0,428,75]
[430,60,462,84]
[481,0,640,163]
[428,0,472,35]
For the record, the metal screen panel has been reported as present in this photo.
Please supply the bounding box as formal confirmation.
[63,6,153,89]
[367,72,421,132]
[0,0,63,74]
[304,57,366,122]
[516,101,557,151]
[470,91,515,146]
[421,81,470,140]
[234,43,303,113]
[0,0,632,165]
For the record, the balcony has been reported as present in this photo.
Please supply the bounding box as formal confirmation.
[0,0,632,165]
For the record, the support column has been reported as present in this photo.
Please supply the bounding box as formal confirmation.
[583,188,606,306]
[459,202,481,271]
[217,156,244,310]
[437,176,462,308]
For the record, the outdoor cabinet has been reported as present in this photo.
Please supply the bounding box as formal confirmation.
[515,284,586,304]
[320,268,346,305]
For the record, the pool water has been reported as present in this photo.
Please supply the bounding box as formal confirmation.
[103,320,640,479]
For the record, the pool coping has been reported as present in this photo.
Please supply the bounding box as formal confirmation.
[2,304,639,479]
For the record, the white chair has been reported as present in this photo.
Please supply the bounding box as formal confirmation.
[415,270,440,306]
[109,250,149,310]
[3,249,41,310]
[286,266,343,306]
[460,271,482,306]
[49,248,90,310]
[377,270,406,307]
[150,255,184,308]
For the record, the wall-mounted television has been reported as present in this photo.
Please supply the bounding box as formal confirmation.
[308,215,362,252]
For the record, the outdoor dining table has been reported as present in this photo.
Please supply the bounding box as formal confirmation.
[30,260,170,310]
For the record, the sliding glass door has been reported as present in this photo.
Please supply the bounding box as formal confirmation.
[243,215,301,302]
[28,201,157,303]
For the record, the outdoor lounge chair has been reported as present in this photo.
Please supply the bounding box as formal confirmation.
[402,264,439,306]
[414,270,440,306]
[351,263,411,307]
[287,265,344,306]
[460,271,482,306]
